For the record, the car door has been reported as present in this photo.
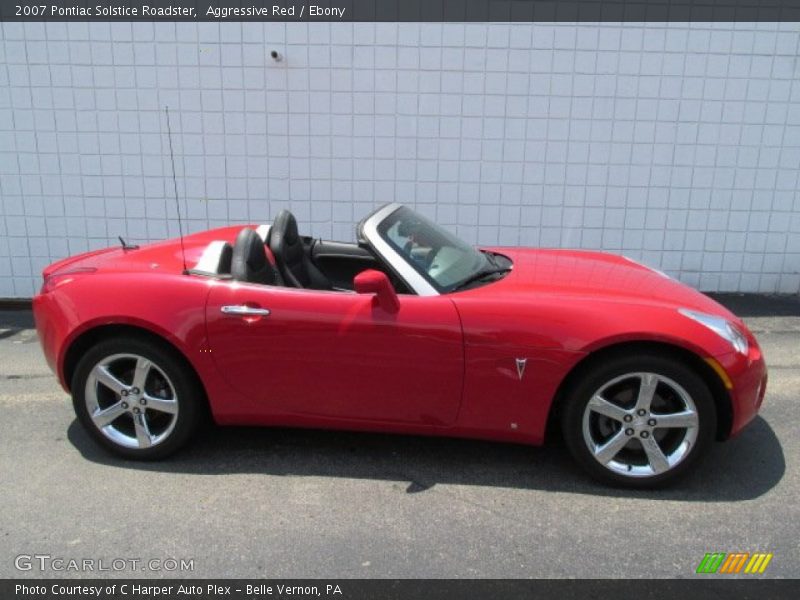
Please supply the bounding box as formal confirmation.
[205,281,464,425]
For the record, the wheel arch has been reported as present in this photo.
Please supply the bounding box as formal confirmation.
[61,323,209,417]
[546,340,733,442]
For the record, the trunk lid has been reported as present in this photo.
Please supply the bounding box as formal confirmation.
[42,226,247,280]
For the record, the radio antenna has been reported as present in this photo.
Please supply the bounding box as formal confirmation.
[165,106,188,274]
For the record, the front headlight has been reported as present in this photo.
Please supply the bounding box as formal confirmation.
[678,309,749,355]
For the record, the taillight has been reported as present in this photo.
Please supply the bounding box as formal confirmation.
[41,267,96,293]
[755,374,767,409]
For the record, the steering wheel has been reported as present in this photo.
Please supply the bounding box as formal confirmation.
[424,246,440,270]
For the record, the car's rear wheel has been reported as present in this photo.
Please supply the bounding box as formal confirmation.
[72,337,202,459]
[561,354,716,488]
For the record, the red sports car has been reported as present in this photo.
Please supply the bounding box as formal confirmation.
[33,204,767,487]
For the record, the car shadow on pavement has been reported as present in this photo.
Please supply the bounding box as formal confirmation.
[67,415,784,502]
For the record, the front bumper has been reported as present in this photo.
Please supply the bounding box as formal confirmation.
[715,339,767,438]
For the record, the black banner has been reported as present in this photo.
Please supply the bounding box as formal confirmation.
[4,580,800,600]
[2,0,800,22]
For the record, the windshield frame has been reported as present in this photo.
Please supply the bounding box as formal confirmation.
[359,203,439,296]
[359,203,497,296]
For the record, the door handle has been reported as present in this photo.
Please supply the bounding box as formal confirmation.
[221,305,271,316]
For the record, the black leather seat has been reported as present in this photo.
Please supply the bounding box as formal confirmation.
[268,210,331,290]
[231,228,281,285]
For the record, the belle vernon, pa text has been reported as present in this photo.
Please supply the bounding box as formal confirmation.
[16,584,344,597]
[44,4,347,18]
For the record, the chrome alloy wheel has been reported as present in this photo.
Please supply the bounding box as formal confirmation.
[84,353,179,449]
[581,372,699,478]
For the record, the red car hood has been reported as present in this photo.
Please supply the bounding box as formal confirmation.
[477,248,738,320]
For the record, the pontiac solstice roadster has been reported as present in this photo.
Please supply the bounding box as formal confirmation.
[33,203,767,487]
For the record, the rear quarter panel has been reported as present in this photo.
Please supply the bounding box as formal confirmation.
[34,272,217,395]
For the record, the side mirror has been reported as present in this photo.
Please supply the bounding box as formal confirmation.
[354,269,400,313]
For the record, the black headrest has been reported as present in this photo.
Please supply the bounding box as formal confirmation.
[231,228,276,285]
[217,242,233,275]
[272,209,299,246]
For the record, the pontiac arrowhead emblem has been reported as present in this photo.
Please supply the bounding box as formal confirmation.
[515,358,527,380]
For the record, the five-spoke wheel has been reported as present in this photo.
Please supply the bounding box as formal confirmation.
[563,354,716,487]
[72,337,202,459]
[582,372,699,477]
[85,353,180,449]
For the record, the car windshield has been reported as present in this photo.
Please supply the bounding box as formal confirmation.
[376,206,494,293]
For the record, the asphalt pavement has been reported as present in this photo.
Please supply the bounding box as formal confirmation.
[0,295,798,578]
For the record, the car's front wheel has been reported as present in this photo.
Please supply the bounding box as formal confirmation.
[72,336,203,459]
[561,353,717,488]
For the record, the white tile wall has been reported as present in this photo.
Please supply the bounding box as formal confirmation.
[1,22,800,298]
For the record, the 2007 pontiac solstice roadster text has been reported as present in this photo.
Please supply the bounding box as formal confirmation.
[18,4,347,19]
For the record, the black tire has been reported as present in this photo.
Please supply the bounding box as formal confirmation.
[71,336,204,460]
[561,353,716,488]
